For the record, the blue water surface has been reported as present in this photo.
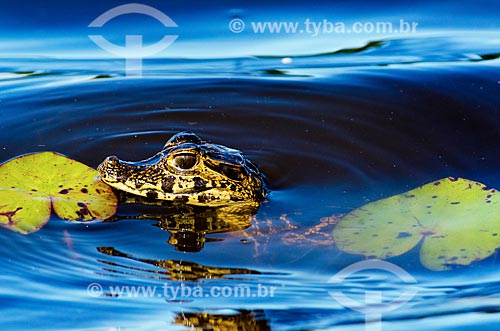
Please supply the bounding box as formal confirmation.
[1,1,500,330]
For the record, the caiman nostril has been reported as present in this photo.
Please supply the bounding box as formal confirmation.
[97,156,120,175]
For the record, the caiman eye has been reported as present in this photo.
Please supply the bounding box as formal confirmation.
[172,153,198,170]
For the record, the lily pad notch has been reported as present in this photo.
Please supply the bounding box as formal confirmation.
[0,152,118,234]
[333,177,500,271]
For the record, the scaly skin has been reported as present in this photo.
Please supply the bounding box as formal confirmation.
[97,131,267,206]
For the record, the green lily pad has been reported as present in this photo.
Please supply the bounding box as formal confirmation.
[0,152,117,234]
[333,177,500,270]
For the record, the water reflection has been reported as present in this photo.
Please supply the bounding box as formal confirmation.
[98,247,260,281]
[103,195,257,252]
[175,310,271,331]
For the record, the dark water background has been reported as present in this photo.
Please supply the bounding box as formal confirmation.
[1,1,500,330]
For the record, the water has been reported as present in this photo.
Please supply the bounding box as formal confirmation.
[1,2,500,330]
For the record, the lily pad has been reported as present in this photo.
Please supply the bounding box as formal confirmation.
[0,152,117,234]
[333,177,500,270]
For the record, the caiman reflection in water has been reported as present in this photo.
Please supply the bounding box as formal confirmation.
[97,247,271,329]
[98,246,260,281]
[175,310,270,331]
[103,193,337,254]
[103,196,257,252]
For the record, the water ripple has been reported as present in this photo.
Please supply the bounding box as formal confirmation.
[1,35,500,330]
